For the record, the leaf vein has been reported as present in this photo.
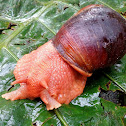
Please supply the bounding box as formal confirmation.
[3,47,19,61]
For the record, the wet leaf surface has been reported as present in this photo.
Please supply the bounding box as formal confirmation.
[0,0,126,126]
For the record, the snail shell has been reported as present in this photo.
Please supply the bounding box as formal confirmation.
[53,4,126,75]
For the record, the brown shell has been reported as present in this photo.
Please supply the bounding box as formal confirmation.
[53,4,126,75]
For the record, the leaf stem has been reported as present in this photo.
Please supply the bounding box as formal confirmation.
[3,23,29,47]
[37,19,56,35]
[102,71,126,92]
[54,109,68,126]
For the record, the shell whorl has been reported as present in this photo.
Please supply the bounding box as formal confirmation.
[53,4,126,75]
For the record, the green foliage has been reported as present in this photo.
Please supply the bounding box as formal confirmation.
[0,0,126,125]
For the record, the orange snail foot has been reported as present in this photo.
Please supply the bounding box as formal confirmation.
[2,40,90,110]
[2,83,29,101]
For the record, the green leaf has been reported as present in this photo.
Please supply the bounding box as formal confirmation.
[0,0,126,126]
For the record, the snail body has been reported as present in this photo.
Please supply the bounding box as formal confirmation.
[2,5,126,110]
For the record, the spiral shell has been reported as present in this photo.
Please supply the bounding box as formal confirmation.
[53,5,126,75]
